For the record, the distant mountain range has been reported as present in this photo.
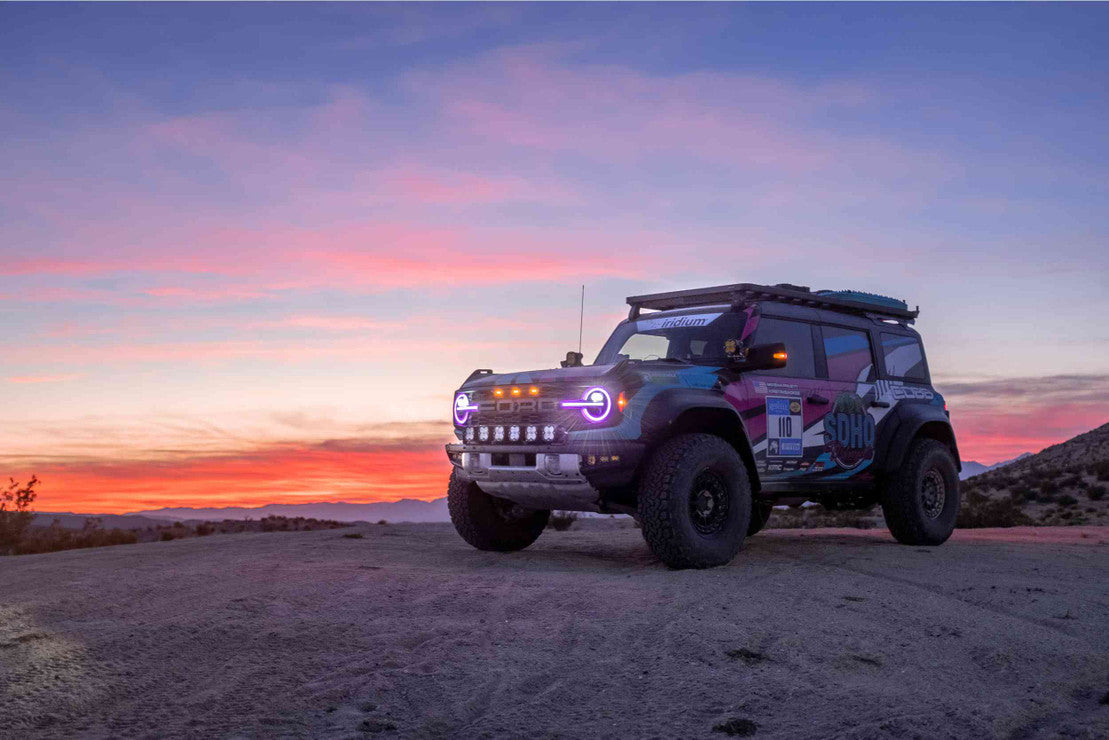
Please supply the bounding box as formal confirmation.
[129,498,451,523]
[959,452,1033,480]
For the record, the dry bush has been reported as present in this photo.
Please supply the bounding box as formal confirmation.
[16,518,138,555]
[767,505,883,530]
[0,476,38,554]
[956,490,1033,528]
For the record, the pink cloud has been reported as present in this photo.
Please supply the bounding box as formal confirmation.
[2,221,665,303]
[6,374,81,384]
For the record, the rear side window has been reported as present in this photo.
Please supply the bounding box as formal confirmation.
[753,317,816,377]
[881,333,927,381]
[822,326,875,382]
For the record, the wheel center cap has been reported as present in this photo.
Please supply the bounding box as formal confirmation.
[696,490,715,515]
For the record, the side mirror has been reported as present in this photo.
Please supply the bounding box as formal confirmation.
[734,342,788,371]
[560,351,584,368]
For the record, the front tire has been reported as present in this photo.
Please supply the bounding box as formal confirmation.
[637,434,752,569]
[447,470,549,552]
[881,438,960,546]
[748,502,773,536]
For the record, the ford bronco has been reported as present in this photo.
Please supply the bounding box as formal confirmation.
[445,282,960,568]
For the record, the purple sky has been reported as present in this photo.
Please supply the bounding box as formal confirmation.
[2,4,1107,511]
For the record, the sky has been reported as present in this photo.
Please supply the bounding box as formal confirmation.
[2,4,1108,513]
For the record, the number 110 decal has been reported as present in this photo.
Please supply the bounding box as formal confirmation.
[766,396,803,457]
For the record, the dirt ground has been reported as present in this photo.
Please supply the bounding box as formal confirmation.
[2,522,1108,739]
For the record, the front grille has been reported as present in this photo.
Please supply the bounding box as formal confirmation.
[457,382,602,443]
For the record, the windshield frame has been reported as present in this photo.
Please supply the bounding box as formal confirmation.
[593,307,745,366]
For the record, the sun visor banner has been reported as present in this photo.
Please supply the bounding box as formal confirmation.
[635,312,723,331]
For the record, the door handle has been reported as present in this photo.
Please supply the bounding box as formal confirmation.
[806,394,830,405]
[870,400,891,408]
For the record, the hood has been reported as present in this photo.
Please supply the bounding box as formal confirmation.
[459,363,618,391]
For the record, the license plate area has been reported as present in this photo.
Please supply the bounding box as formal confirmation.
[491,452,537,467]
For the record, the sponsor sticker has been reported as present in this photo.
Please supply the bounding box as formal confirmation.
[766,396,803,457]
[635,312,722,331]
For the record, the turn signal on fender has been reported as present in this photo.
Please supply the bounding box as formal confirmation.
[773,351,788,361]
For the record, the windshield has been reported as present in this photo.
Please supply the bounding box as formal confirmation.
[594,310,746,365]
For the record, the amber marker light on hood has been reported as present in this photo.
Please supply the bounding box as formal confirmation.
[511,387,521,396]
[529,386,540,396]
[493,388,504,398]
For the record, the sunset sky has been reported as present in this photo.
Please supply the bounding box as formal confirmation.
[3,4,1107,513]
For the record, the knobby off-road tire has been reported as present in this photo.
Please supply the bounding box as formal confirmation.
[747,502,773,536]
[881,438,960,546]
[447,470,549,552]
[637,433,752,569]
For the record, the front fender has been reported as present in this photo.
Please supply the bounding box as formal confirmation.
[639,387,760,489]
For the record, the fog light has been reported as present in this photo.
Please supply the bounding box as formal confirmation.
[479,426,489,441]
[465,427,474,442]
[526,425,537,442]
[542,425,555,442]
[509,425,520,442]
[494,426,505,442]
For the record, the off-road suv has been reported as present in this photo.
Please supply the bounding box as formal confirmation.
[445,282,960,568]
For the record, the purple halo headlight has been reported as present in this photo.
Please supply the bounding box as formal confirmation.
[561,386,613,423]
[453,392,478,425]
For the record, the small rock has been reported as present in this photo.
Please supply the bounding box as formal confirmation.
[713,717,758,736]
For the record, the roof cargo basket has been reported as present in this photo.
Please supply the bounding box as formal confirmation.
[626,282,918,321]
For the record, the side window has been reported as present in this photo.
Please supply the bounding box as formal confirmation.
[753,317,816,377]
[881,333,927,381]
[822,326,875,383]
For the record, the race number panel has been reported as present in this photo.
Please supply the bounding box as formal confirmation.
[766,396,803,457]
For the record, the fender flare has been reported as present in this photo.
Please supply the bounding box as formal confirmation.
[639,388,761,490]
[877,403,961,474]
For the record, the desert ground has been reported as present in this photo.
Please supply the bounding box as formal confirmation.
[2,521,1109,739]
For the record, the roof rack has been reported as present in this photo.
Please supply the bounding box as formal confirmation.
[626,282,918,322]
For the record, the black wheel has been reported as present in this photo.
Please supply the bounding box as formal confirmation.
[881,438,960,546]
[637,434,752,569]
[447,470,549,552]
[748,502,773,536]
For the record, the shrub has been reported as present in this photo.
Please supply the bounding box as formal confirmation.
[956,490,1033,528]
[0,476,38,554]
[547,511,578,531]
[1092,461,1109,481]
[1039,479,1059,496]
[14,518,139,555]
[1057,494,1079,508]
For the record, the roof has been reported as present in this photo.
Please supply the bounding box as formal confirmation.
[626,282,918,322]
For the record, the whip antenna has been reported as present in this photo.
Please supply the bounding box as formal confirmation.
[578,284,585,355]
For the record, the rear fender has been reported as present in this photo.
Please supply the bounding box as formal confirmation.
[878,404,961,474]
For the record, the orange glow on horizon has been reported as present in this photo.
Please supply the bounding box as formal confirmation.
[14,445,453,515]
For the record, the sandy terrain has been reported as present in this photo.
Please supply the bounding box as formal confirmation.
[2,522,1109,739]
